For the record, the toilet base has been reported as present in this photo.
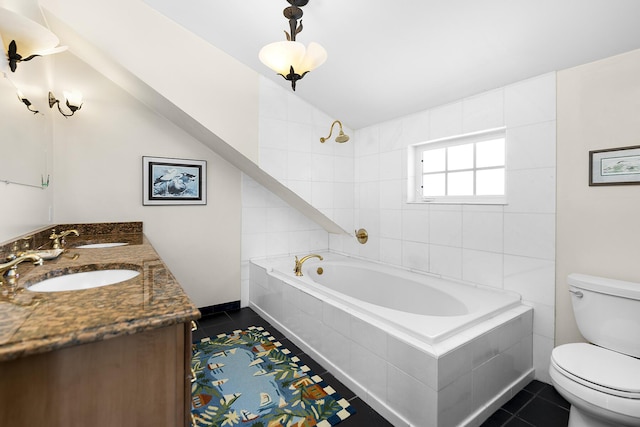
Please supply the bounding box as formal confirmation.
[550,348,640,427]
[569,406,622,427]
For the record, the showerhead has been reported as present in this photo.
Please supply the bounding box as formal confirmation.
[335,133,349,143]
[320,120,349,143]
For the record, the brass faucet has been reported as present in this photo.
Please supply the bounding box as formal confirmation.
[293,254,323,276]
[49,228,79,249]
[0,254,43,289]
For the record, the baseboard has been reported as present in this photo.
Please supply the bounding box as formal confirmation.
[198,301,241,318]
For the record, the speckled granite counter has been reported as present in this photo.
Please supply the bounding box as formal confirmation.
[0,223,200,362]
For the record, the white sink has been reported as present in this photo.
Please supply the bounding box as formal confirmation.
[27,269,140,292]
[76,243,129,249]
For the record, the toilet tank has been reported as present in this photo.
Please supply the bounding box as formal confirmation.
[568,273,640,358]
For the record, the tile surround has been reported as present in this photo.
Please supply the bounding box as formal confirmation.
[244,73,557,386]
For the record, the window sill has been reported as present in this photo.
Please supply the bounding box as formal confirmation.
[407,196,507,205]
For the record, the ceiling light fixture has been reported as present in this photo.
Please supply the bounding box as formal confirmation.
[320,120,349,143]
[48,91,83,117]
[259,0,327,91]
[0,7,67,74]
[7,39,40,72]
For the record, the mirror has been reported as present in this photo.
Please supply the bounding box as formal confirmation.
[0,48,51,188]
[0,2,52,188]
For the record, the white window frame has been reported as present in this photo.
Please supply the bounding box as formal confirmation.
[408,127,507,205]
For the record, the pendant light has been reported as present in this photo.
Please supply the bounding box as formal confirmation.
[259,0,327,91]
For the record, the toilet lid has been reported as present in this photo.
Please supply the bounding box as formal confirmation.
[552,343,640,396]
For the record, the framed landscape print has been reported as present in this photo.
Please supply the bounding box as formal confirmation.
[589,145,640,186]
[143,156,207,205]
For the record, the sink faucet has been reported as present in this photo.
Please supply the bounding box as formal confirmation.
[49,228,79,249]
[293,254,323,276]
[0,254,43,289]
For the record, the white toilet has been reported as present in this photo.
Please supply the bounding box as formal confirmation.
[549,273,640,426]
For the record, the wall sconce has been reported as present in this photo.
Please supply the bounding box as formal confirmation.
[48,91,83,117]
[259,0,327,91]
[320,120,349,143]
[16,90,38,114]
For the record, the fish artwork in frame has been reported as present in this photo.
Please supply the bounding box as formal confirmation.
[143,156,207,205]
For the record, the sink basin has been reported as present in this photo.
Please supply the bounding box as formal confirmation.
[27,269,140,292]
[76,243,129,249]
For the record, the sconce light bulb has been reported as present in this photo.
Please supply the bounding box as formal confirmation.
[16,89,39,114]
[63,90,83,109]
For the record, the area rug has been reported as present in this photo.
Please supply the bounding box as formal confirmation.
[191,326,355,427]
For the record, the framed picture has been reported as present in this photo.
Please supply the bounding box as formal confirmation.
[143,156,207,205]
[589,145,640,186]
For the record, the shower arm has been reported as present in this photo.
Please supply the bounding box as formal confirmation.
[320,120,347,143]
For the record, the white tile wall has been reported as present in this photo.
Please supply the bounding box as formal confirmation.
[328,73,556,386]
[428,245,463,279]
[244,73,557,389]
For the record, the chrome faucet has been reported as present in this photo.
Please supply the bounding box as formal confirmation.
[293,254,323,276]
[0,254,43,289]
[49,228,79,249]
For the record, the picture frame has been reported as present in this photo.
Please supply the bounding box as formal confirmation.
[589,145,640,186]
[142,156,207,205]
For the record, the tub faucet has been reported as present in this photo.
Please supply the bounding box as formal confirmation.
[0,254,43,289]
[49,228,79,249]
[294,254,323,276]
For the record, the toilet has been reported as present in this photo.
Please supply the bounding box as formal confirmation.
[549,273,640,427]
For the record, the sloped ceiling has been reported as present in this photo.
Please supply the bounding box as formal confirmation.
[38,0,347,234]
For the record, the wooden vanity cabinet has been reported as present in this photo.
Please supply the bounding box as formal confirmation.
[0,322,192,427]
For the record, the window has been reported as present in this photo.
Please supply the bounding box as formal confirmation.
[410,128,506,204]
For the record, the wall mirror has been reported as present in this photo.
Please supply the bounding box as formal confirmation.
[0,57,51,188]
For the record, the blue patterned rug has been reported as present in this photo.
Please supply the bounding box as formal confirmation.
[191,326,355,427]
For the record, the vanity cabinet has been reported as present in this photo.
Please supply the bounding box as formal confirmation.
[0,322,192,427]
[0,224,200,426]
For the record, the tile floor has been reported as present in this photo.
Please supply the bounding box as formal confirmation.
[193,308,570,427]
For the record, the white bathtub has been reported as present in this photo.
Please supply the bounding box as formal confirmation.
[300,256,521,345]
[249,252,533,426]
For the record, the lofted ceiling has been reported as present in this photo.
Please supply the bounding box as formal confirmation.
[143,0,640,130]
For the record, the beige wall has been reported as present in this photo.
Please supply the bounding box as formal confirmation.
[0,48,243,308]
[1,0,253,307]
[40,0,259,163]
[48,53,242,308]
[556,48,640,345]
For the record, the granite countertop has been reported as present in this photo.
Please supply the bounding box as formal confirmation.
[0,225,200,362]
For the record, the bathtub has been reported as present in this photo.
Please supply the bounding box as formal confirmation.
[249,252,533,426]
[301,256,521,345]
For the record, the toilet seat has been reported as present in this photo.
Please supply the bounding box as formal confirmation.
[551,343,640,399]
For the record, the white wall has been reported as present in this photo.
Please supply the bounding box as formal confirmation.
[240,174,330,306]
[258,78,355,233]
[48,53,242,307]
[248,73,557,383]
[240,77,348,305]
[556,48,640,345]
